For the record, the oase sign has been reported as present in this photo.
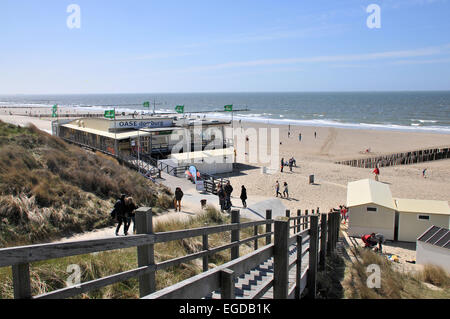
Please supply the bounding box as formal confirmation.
[111,119,173,129]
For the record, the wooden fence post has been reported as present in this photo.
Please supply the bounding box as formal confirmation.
[295,235,303,299]
[319,213,327,271]
[266,210,272,245]
[304,210,309,230]
[274,220,289,299]
[136,207,155,297]
[202,234,209,272]
[327,211,333,256]
[231,210,240,260]
[220,269,235,299]
[334,212,340,250]
[296,210,301,233]
[254,225,259,250]
[307,215,319,299]
[12,263,32,299]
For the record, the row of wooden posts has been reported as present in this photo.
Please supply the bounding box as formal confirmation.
[336,147,450,168]
[1,208,341,299]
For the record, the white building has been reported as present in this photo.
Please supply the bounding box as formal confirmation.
[346,179,450,242]
[416,226,450,272]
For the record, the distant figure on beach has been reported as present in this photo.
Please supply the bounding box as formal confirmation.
[288,131,290,138]
[174,187,184,212]
[373,166,380,181]
[275,181,282,197]
[291,157,297,167]
[124,197,138,235]
[314,131,317,139]
[283,182,289,198]
[288,158,293,172]
[280,158,284,172]
[114,194,127,236]
[240,185,247,208]
[298,133,302,141]
[422,168,427,178]
[340,205,348,224]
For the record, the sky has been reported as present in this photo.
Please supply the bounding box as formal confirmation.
[1,0,450,94]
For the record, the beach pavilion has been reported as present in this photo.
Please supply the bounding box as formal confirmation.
[346,179,450,242]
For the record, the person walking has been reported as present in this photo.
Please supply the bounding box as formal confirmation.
[124,197,138,235]
[314,131,317,139]
[422,168,427,178]
[114,194,127,236]
[288,158,293,172]
[224,181,233,210]
[283,182,289,198]
[174,187,184,212]
[275,181,282,197]
[240,185,247,208]
[373,166,380,181]
[298,133,302,141]
[280,158,284,172]
[218,185,226,212]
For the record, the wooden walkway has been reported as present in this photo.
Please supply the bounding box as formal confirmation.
[0,208,340,300]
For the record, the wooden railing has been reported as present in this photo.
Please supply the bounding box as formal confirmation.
[0,208,341,299]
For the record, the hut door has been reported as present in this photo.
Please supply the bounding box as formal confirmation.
[394,211,399,241]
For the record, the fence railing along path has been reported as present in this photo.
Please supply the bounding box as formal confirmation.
[0,208,341,299]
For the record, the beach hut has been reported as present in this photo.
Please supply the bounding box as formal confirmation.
[346,179,450,242]
[346,179,397,240]
[416,226,450,272]
[394,199,450,242]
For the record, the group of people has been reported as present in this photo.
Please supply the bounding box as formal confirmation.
[280,157,297,172]
[217,181,248,212]
[112,194,138,236]
[275,180,289,199]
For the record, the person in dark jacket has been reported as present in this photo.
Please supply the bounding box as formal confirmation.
[124,197,138,235]
[115,194,127,236]
[174,187,184,212]
[217,185,226,212]
[240,185,247,208]
[224,181,233,210]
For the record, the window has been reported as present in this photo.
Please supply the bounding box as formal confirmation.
[367,207,377,212]
[418,215,430,221]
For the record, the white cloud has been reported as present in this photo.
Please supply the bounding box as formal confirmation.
[176,44,450,73]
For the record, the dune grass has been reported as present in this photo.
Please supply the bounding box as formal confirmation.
[0,121,171,247]
[342,247,450,299]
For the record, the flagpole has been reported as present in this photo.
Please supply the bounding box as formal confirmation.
[114,107,118,156]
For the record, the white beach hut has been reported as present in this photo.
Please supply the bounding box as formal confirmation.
[416,226,450,272]
[346,179,450,242]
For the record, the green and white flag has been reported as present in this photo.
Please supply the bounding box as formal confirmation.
[52,104,58,118]
[104,109,115,119]
[143,101,150,108]
[175,105,184,114]
[224,104,233,112]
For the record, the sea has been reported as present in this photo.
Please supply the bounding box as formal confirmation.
[1,91,450,134]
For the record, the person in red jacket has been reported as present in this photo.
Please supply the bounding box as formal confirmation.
[373,167,380,181]
[362,233,377,248]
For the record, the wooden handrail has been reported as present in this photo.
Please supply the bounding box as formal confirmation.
[1,209,341,300]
